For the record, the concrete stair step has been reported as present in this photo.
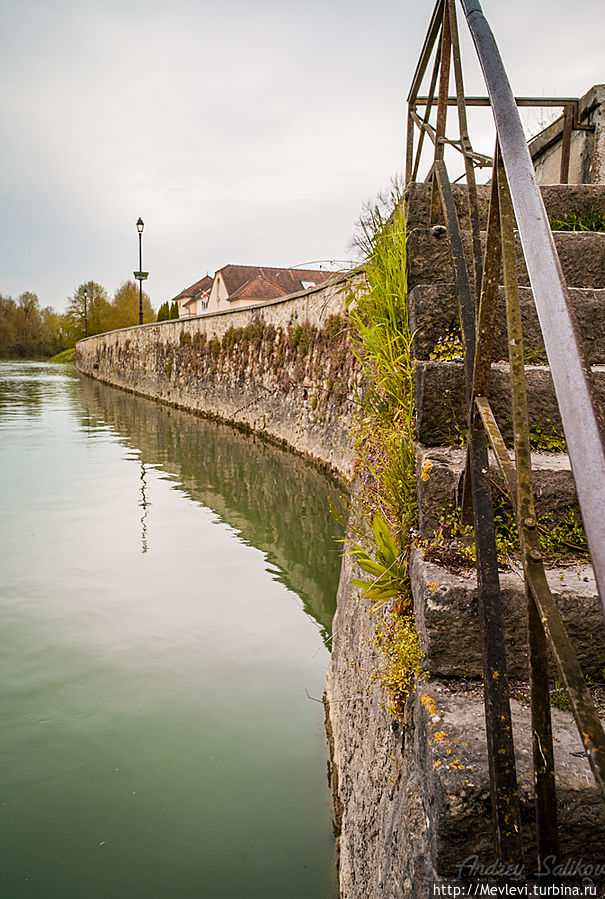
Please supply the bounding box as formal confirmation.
[414,360,605,445]
[416,445,578,539]
[410,678,605,877]
[405,181,605,231]
[409,284,605,365]
[407,227,605,291]
[411,547,603,679]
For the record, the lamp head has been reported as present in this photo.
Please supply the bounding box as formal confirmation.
[136,217,144,234]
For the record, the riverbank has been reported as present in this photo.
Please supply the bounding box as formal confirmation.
[76,272,363,482]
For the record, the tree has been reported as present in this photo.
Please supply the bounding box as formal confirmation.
[65,281,112,342]
[0,292,62,358]
[0,295,18,357]
[170,301,179,319]
[157,301,170,322]
[109,281,154,330]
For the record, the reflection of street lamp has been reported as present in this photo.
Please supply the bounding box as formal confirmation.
[134,217,148,325]
[140,460,149,554]
[83,286,88,338]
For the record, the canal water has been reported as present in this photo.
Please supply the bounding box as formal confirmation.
[0,361,345,898]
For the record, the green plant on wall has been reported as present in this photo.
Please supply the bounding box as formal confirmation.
[345,181,422,718]
[350,514,409,606]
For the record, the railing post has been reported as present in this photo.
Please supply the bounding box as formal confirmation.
[406,103,415,186]
[559,103,574,184]
[497,157,559,865]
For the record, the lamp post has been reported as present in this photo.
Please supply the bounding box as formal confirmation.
[83,286,88,338]
[134,217,148,325]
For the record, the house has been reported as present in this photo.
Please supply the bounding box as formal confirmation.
[171,265,334,318]
[172,275,214,318]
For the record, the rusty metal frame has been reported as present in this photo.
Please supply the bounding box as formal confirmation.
[408,0,605,869]
[434,159,523,862]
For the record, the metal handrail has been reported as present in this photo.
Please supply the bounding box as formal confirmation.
[407,0,605,870]
[460,0,605,615]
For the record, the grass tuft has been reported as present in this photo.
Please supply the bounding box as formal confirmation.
[550,209,605,232]
[346,185,422,718]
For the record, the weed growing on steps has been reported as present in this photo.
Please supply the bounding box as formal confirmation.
[550,677,572,712]
[529,420,567,453]
[346,188,422,716]
[429,329,463,362]
[490,490,588,563]
[550,209,605,232]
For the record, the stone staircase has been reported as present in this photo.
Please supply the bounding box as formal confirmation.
[406,181,605,875]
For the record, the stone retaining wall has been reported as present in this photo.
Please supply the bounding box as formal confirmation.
[76,272,364,480]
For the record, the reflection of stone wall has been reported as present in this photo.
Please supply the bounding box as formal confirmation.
[77,375,346,637]
[76,274,364,480]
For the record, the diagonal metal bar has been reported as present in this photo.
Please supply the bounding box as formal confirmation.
[408,0,446,104]
[474,398,515,496]
[467,426,524,864]
[460,0,605,618]
[432,157,522,865]
[433,160,476,387]
[461,145,502,526]
[409,109,493,167]
[497,157,559,866]
[406,104,415,186]
[434,3,452,165]
[431,4,452,224]
[475,396,605,803]
[411,40,442,184]
[526,560,605,801]
[472,146,502,399]
[447,0,483,301]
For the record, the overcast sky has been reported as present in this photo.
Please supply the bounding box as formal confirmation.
[1,0,602,312]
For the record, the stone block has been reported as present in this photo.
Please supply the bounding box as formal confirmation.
[413,679,605,877]
[407,227,605,291]
[405,182,605,230]
[416,445,579,539]
[414,360,605,446]
[409,284,605,365]
[411,547,605,679]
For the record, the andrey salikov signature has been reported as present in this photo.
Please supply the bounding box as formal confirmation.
[458,855,605,880]
[427,854,605,897]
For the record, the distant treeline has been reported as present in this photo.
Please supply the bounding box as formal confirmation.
[0,292,62,358]
[0,280,156,359]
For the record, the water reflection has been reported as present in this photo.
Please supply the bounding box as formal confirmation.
[74,373,347,638]
[0,361,75,419]
[0,361,341,898]
[139,461,150,553]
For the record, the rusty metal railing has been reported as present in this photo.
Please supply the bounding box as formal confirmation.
[407,0,605,870]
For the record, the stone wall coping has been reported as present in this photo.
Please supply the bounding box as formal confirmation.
[76,267,364,346]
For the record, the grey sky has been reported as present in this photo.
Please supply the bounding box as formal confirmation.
[0,0,602,312]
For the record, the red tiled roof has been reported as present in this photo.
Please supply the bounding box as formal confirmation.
[229,275,290,301]
[217,265,333,300]
[172,274,214,304]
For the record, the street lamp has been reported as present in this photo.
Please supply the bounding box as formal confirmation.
[134,217,149,325]
[83,286,88,338]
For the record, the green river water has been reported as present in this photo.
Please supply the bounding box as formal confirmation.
[0,361,344,898]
